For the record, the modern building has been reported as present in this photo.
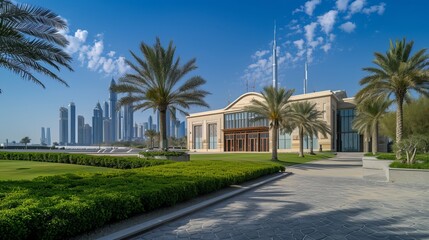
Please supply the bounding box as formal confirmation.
[103,119,111,144]
[69,102,76,145]
[186,90,367,152]
[40,127,46,145]
[83,124,92,146]
[59,107,68,145]
[46,128,51,146]
[178,121,186,138]
[92,102,103,145]
[104,101,109,119]
[123,103,134,141]
[109,79,118,142]
[186,24,378,153]
[77,115,84,145]
[148,115,153,131]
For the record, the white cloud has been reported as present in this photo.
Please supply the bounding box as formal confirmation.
[294,39,305,50]
[329,34,336,41]
[321,43,331,52]
[336,0,349,11]
[363,2,386,15]
[253,50,269,58]
[339,21,356,33]
[348,0,366,17]
[61,29,130,77]
[304,22,318,43]
[305,0,321,16]
[318,10,338,35]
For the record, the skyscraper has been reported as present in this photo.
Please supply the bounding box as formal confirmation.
[123,103,134,141]
[148,115,153,131]
[59,107,68,145]
[118,109,122,141]
[92,102,103,144]
[77,115,84,145]
[46,128,51,146]
[110,79,118,142]
[178,121,186,138]
[40,127,46,145]
[69,102,76,145]
[104,101,109,119]
[103,119,111,144]
[83,124,92,145]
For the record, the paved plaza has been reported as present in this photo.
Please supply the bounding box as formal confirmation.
[134,153,429,240]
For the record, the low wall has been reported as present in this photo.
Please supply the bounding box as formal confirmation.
[362,157,393,180]
[389,168,429,185]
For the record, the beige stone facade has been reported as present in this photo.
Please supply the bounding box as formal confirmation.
[187,90,367,153]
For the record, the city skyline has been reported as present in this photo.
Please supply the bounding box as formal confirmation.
[0,0,427,143]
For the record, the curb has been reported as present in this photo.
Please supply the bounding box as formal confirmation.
[97,172,292,240]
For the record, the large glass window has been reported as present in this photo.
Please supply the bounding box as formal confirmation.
[224,112,268,129]
[193,125,202,149]
[337,109,362,152]
[303,135,319,149]
[208,124,217,149]
[278,131,292,149]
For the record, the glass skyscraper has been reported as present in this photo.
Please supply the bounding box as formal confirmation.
[92,102,103,145]
[77,115,84,145]
[69,102,76,145]
[109,79,118,142]
[59,107,68,145]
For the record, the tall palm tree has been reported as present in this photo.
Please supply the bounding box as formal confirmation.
[112,38,210,150]
[353,99,390,155]
[144,129,157,149]
[355,39,429,158]
[0,0,73,90]
[245,86,294,161]
[285,101,330,157]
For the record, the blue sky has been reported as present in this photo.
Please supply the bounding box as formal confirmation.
[0,0,427,143]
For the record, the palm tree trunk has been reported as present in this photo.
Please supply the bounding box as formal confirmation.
[310,134,314,155]
[272,124,278,161]
[372,123,378,155]
[396,98,404,159]
[159,109,168,150]
[299,127,304,157]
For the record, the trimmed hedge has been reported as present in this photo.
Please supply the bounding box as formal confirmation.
[140,150,186,158]
[0,160,284,240]
[0,151,171,169]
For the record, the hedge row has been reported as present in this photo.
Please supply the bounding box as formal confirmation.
[0,151,171,169]
[139,150,186,157]
[0,160,284,240]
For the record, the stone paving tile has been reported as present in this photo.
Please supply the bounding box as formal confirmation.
[133,154,429,240]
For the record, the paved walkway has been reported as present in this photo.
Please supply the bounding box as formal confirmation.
[134,153,429,240]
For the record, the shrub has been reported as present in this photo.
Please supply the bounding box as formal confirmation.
[0,160,284,239]
[0,152,171,169]
[394,135,429,164]
[140,150,186,158]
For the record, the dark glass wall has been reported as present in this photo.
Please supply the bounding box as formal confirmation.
[337,109,363,152]
[224,112,268,129]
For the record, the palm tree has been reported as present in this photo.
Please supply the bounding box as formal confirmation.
[353,99,390,155]
[355,39,429,158]
[245,86,294,161]
[285,101,330,157]
[0,0,73,90]
[144,129,157,149]
[112,38,210,150]
[20,136,30,149]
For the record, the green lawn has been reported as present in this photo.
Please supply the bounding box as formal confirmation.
[0,160,118,180]
[190,152,335,166]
